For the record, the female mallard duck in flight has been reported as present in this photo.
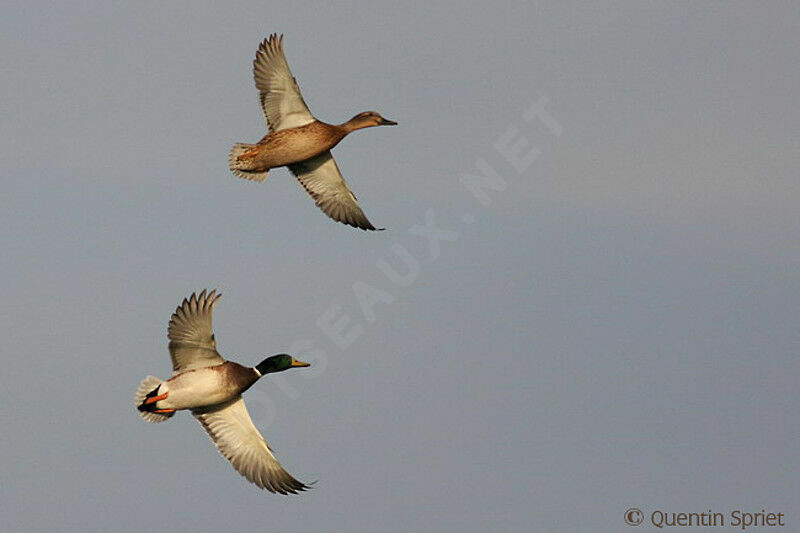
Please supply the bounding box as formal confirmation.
[229,34,396,231]
[134,289,312,494]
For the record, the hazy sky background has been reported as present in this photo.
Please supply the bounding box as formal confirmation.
[2,2,798,531]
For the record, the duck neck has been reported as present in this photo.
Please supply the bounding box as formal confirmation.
[339,119,368,134]
[255,356,287,376]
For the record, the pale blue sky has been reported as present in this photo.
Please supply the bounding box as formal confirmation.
[2,2,798,531]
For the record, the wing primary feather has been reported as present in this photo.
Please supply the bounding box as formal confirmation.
[167,289,225,374]
[192,398,312,494]
[252,34,314,132]
[288,151,379,231]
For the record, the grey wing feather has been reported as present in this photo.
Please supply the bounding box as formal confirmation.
[193,397,311,494]
[253,34,315,132]
[289,151,380,231]
[167,289,224,374]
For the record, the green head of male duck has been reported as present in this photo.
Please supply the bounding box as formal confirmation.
[348,111,397,129]
[255,353,311,376]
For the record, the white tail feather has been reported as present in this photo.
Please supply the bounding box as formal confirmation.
[134,375,174,423]
[229,143,269,182]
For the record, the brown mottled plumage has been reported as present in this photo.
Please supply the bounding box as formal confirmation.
[229,34,396,231]
[234,121,348,170]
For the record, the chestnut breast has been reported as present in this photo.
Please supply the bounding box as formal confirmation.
[219,361,260,394]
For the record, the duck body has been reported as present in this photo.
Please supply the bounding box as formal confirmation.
[228,34,396,231]
[133,289,314,494]
[147,362,258,411]
[234,121,347,172]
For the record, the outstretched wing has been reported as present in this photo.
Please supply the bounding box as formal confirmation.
[167,289,224,374]
[289,151,380,231]
[193,397,311,494]
[253,34,315,132]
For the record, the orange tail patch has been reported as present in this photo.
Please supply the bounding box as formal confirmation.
[143,392,168,405]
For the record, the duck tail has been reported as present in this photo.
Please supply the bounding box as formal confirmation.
[229,143,269,182]
[134,376,174,423]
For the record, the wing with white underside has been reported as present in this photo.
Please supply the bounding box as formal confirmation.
[193,397,311,494]
[167,289,224,375]
[253,34,315,132]
[289,151,379,231]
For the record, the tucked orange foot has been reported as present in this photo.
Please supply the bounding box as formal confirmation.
[153,408,176,414]
[143,392,168,405]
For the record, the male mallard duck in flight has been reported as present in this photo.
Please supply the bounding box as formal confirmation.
[229,34,396,231]
[134,289,312,494]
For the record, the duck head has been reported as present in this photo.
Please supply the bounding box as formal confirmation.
[255,353,311,376]
[344,111,397,131]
